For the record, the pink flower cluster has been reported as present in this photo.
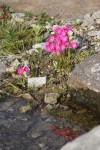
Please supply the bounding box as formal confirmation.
[45,26,78,55]
[17,66,30,75]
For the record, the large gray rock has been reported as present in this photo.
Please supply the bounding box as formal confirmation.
[67,53,100,112]
[61,126,100,150]
[68,53,100,92]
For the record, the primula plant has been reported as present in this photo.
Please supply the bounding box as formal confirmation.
[17,65,30,76]
[45,26,78,76]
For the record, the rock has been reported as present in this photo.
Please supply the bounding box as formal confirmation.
[95,43,100,52]
[45,104,53,110]
[84,14,91,20]
[46,22,52,30]
[95,19,100,24]
[11,13,25,22]
[19,93,33,101]
[30,132,43,139]
[44,93,60,105]
[43,31,50,40]
[19,104,31,113]
[61,126,100,150]
[28,76,46,88]
[52,25,58,31]
[82,14,94,27]
[92,11,100,20]
[76,19,83,25]
[87,31,100,36]
[79,28,84,36]
[23,60,29,66]
[30,24,40,28]
[68,30,73,36]
[80,45,88,51]
[95,47,100,53]
[68,53,100,92]
[26,48,38,55]
[6,66,16,73]
[67,53,100,112]
[96,35,100,40]
[6,59,20,73]
[10,59,20,67]
[6,55,22,62]
[89,26,95,30]
[32,43,45,50]
[0,59,6,75]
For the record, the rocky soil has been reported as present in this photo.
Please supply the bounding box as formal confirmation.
[0,0,100,20]
[0,3,100,150]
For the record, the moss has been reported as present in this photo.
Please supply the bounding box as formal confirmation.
[0,93,4,101]
[5,85,14,94]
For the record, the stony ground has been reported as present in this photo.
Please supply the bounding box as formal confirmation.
[0,0,100,20]
[0,1,100,150]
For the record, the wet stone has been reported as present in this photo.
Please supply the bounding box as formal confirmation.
[30,132,43,139]
[0,97,77,150]
[0,101,15,110]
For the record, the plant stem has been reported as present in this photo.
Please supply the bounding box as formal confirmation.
[68,48,71,64]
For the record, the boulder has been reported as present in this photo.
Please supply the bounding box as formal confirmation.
[61,126,100,150]
[67,53,100,112]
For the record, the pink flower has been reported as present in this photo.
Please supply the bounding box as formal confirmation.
[55,36,61,44]
[46,45,52,52]
[61,36,68,43]
[70,42,78,49]
[53,50,61,56]
[23,66,30,73]
[60,44,66,51]
[17,68,24,75]
[45,41,50,46]
[65,42,70,48]
[54,26,62,35]
[49,36,55,42]
[55,44,61,51]
[65,26,72,32]
[60,30,67,36]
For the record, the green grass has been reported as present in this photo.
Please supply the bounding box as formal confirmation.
[0,21,46,54]
[5,85,14,94]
